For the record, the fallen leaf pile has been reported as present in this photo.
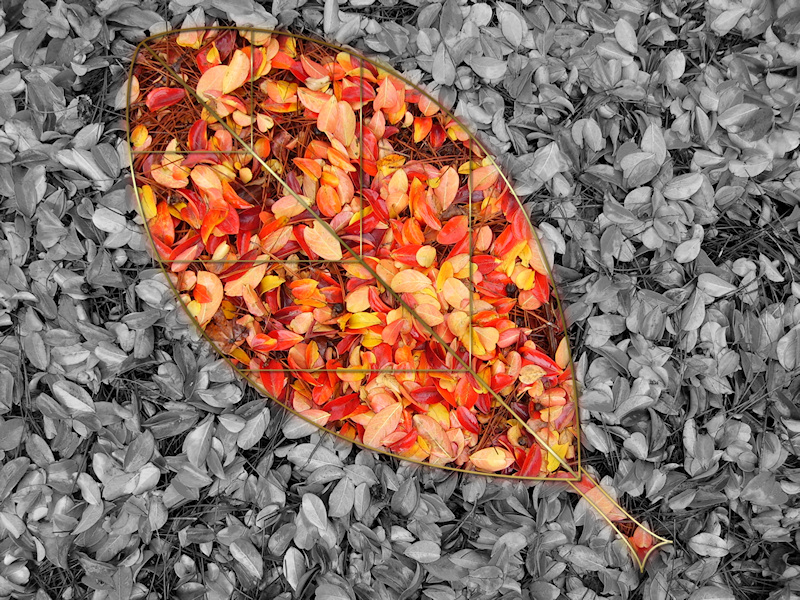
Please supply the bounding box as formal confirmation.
[129,30,579,477]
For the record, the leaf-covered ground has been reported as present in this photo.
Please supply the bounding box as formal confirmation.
[0,0,799,599]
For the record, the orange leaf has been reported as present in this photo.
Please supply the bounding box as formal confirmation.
[336,100,356,147]
[272,195,308,220]
[149,201,175,246]
[293,157,322,180]
[191,165,223,202]
[299,408,331,428]
[201,208,228,243]
[151,163,189,189]
[197,65,227,100]
[528,239,549,275]
[469,164,500,191]
[434,166,459,211]
[317,95,339,137]
[194,283,213,303]
[327,145,354,172]
[413,303,444,327]
[222,181,253,209]
[242,284,269,317]
[345,286,371,313]
[414,117,432,143]
[363,402,403,448]
[300,55,330,80]
[288,279,320,300]
[555,337,570,370]
[224,261,268,296]
[297,87,332,113]
[582,485,628,522]
[388,168,409,194]
[442,278,470,311]
[190,271,223,327]
[632,525,653,550]
[303,221,343,260]
[223,49,250,94]
[412,414,453,459]
[418,93,439,117]
[316,185,342,218]
[373,76,398,112]
[469,447,515,472]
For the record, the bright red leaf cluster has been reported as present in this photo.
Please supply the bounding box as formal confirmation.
[129,30,579,476]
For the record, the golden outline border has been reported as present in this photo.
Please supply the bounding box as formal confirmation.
[125,26,676,570]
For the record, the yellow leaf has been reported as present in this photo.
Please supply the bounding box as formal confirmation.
[336,101,356,147]
[304,221,343,260]
[474,327,499,354]
[391,270,433,293]
[362,330,383,349]
[139,185,157,220]
[447,311,470,338]
[498,240,528,276]
[427,403,450,428]
[347,312,382,329]
[545,443,571,472]
[519,365,546,385]
[343,262,375,280]
[260,275,285,292]
[436,261,454,291]
[555,338,570,370]
[464,329,486,356]
[470,447,515,472]
[131,124,150,148]
[514,268,536,291]
[416,246,436,268]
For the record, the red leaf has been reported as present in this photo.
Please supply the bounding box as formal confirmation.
[518,446,542,477]
[410,386,444,405]
[188,119,208,151]
[437,215,468,245]
[145,87,186,111]
[456,406,480,434]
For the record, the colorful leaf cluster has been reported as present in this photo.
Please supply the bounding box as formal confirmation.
[129,29,578,477]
